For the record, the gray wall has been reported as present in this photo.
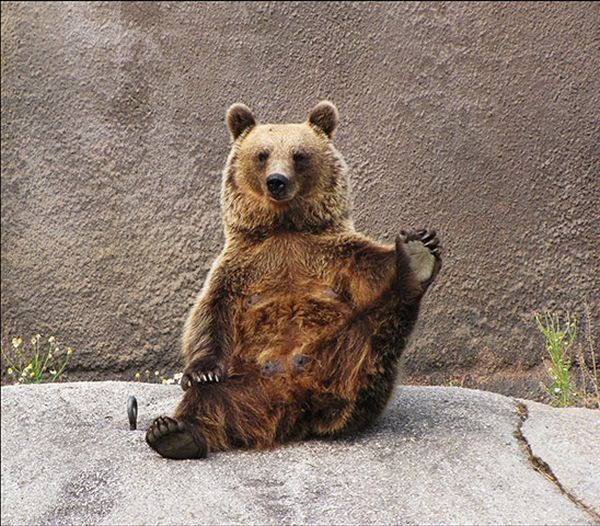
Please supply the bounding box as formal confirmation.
[1,2,598,397]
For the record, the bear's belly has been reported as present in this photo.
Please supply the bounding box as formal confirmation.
[235,285,353,369]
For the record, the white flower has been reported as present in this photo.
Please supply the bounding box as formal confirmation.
[49,369,57,375]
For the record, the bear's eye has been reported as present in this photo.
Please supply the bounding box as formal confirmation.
[293,152,308,166]
[257,151,269,163]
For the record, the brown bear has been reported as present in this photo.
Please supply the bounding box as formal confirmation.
[146,101,441,459]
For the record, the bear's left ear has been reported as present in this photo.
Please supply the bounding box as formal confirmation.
[226,103,256,141]
[308,101,339,138]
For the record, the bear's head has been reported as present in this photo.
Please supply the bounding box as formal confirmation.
[221,101,353,240]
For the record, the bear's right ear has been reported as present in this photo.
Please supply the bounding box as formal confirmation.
[226,103,256,141]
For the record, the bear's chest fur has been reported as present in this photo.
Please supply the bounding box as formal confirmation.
[226,235,359,370]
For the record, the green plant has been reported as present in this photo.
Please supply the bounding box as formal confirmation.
[535,311,577,407]
[2,334,73,384]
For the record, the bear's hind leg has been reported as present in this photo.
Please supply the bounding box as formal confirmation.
[146,377,294,459]
[398,228,442,287]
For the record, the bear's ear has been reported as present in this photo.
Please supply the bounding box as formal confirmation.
[226,103,256,140]
[308,101,339,138]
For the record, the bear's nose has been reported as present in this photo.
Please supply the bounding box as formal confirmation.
[266,173,290,199]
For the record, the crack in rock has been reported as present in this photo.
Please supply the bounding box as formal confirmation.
[513,400,600,523]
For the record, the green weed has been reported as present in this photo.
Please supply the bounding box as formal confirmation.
[535,311,577,407]
[2,334,73,384]
[535,306,599,409]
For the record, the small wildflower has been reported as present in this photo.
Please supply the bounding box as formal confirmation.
[29,371,35,378]
[24,363,33,371]
[7,368,13,375]
[47,353,53,359]
[21,371,27,377]
[31,336,38,345]
[48,336,56,343]
[162,378,169,384]
[174,372,183,380]
[67,348,73,355]
[135,372,141,380]
[154,370,160,377]
[49,369,57,375]
[12,337,23,348]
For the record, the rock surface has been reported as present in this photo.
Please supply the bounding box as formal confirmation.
[2,2,599,397]
[1,382,599,525]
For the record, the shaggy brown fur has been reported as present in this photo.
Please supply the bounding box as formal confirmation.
[146,101,441,459]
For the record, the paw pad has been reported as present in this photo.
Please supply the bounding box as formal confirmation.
[146,416,206,460]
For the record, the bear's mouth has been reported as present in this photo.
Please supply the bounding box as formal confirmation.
[267,193,295,204]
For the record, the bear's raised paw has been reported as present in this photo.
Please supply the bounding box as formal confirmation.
[397,228,442,287]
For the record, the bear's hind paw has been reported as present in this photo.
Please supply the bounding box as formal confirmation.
[398,228,442,287]
[146,416,207,460]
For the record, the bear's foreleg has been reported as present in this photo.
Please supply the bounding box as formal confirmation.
[181,264,235,389]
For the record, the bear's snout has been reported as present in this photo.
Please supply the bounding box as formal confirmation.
[266,173,291,200]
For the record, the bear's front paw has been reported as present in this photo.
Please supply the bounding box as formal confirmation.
[397,228,442,286]
[181,355,226,391]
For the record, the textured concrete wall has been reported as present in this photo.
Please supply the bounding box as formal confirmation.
[1,2,598,397]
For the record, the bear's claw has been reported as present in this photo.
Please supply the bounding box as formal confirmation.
[181,356,225,391]
[401,228,441,254]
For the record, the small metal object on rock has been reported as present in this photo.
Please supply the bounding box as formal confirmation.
[127,395,138,430]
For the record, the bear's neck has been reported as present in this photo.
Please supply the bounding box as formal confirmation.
[222,193,354,243]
